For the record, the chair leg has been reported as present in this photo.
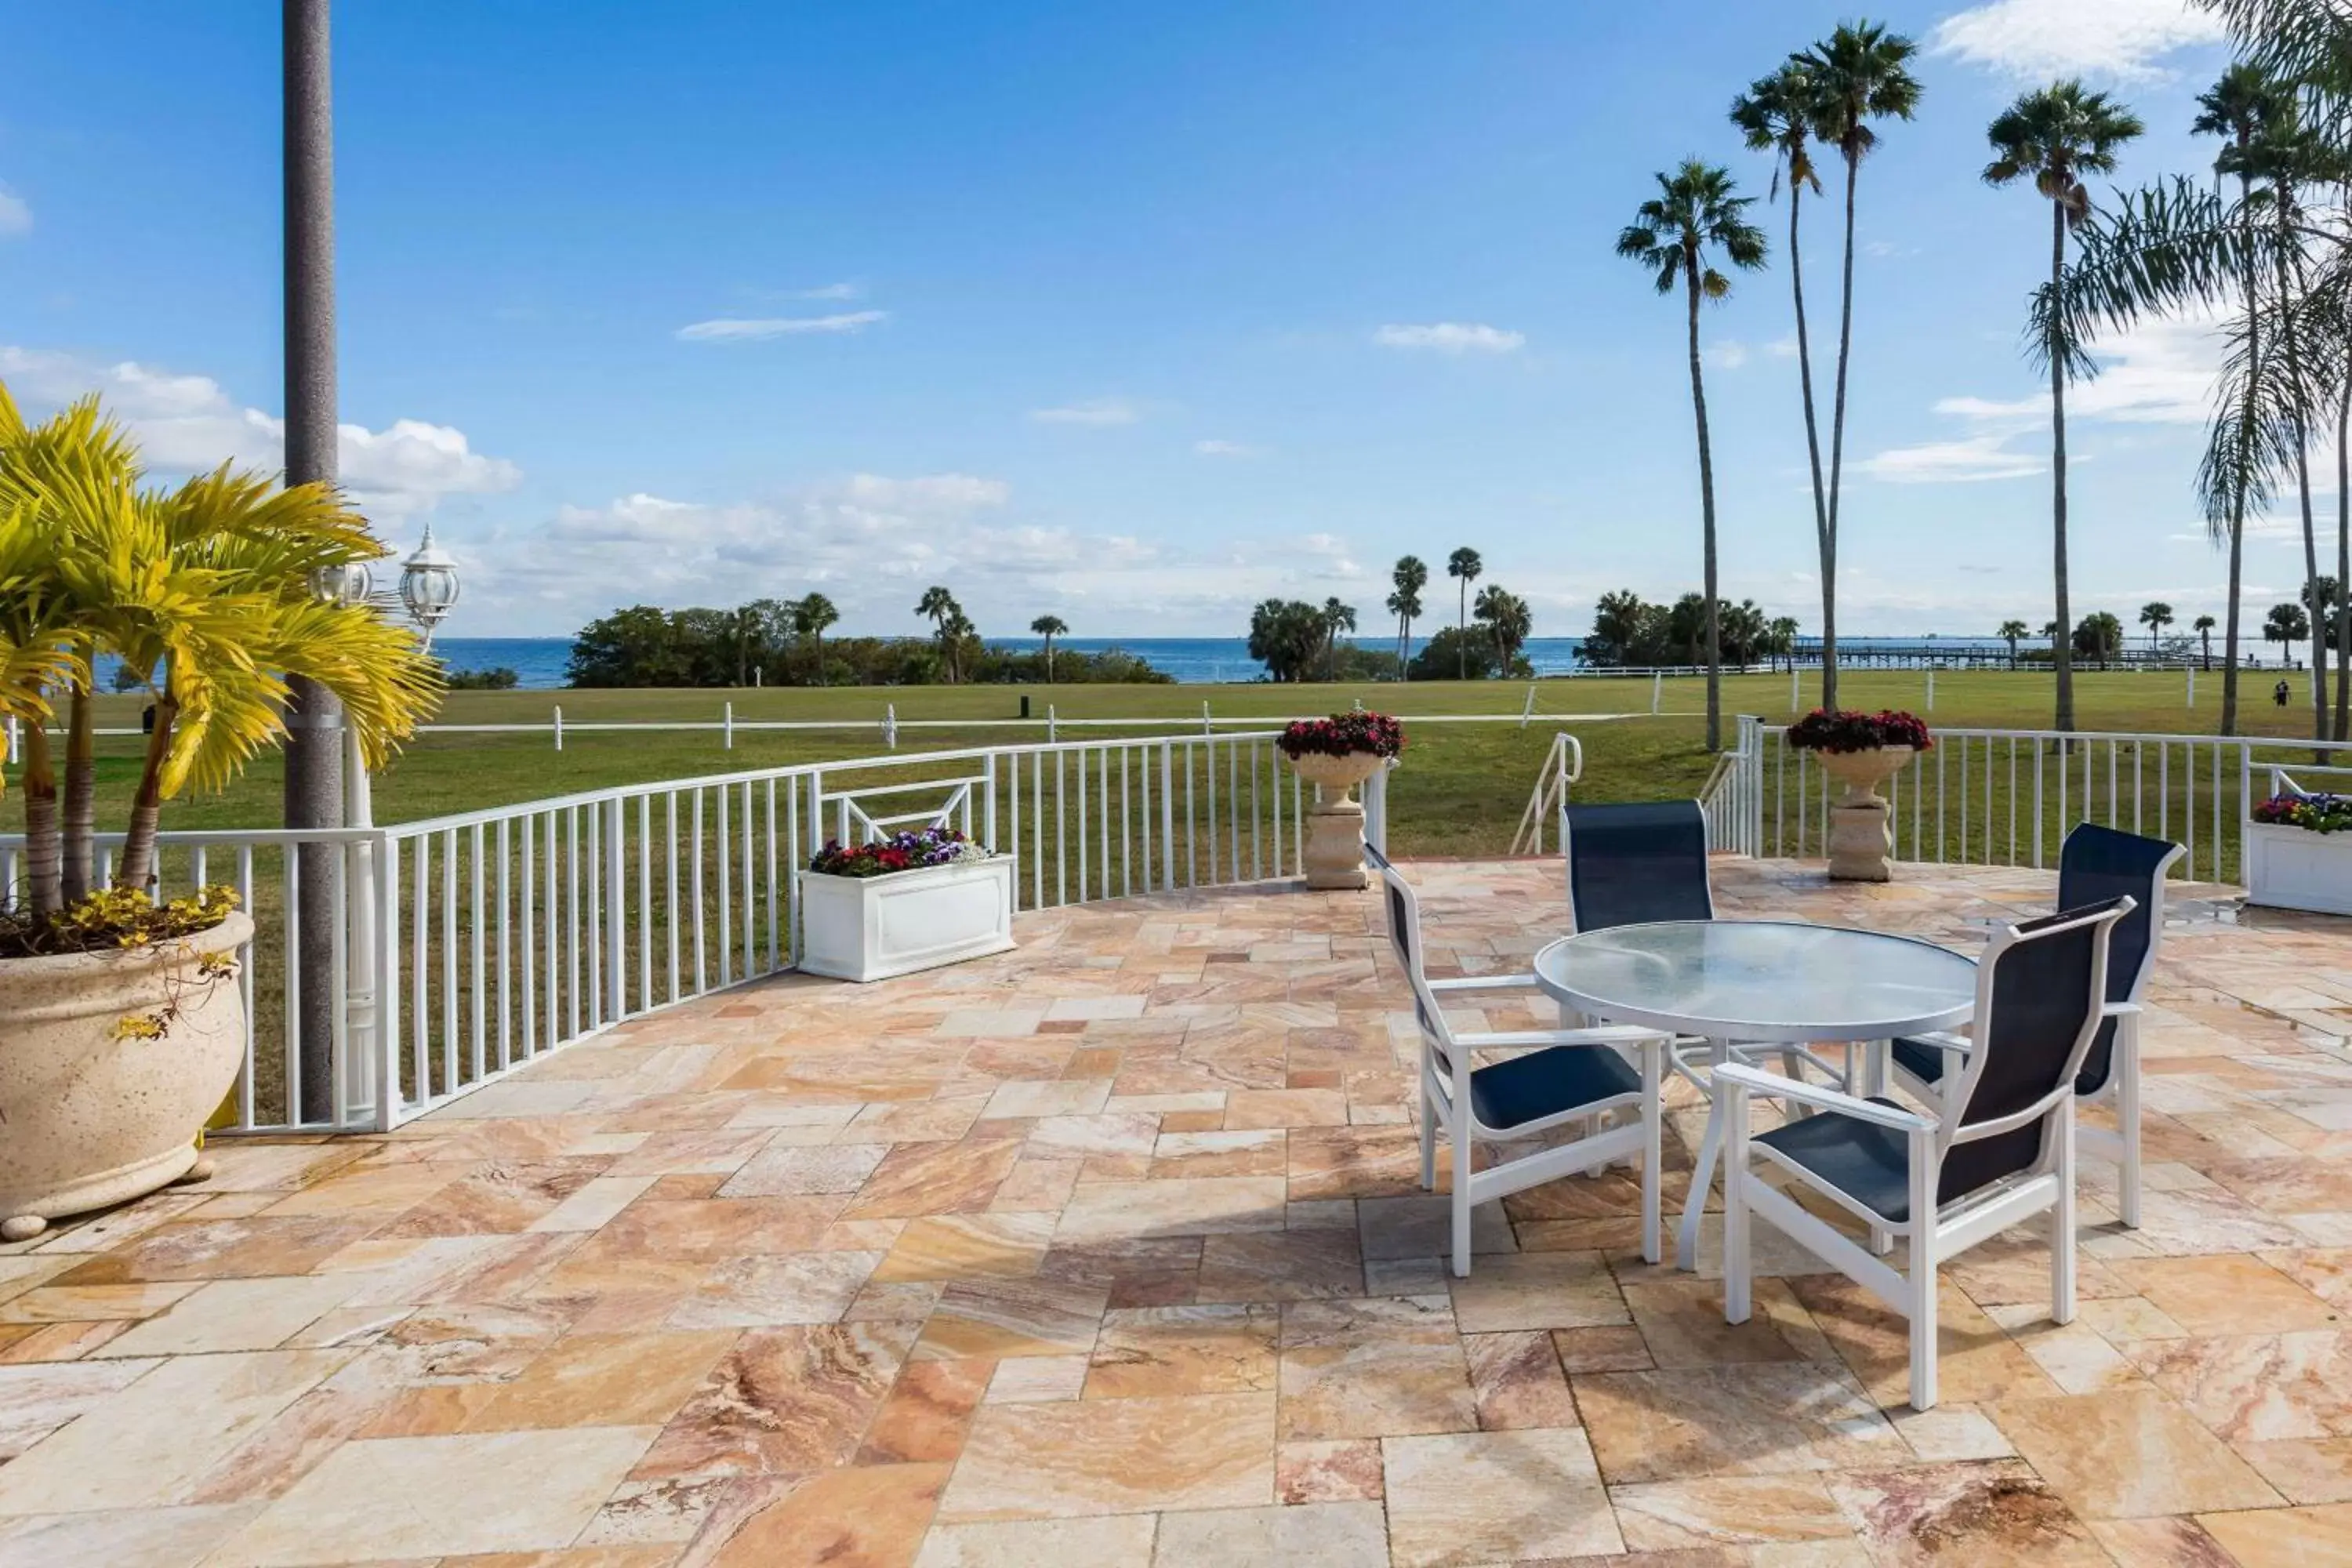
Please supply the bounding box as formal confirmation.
[1907,1136,1938,1412]
[1778,1047,1810,1116]
[2053,1102,2079,1325]
[1722,1087,1751,1323]
[2115,1017,2143,1230]
[1641,1048,1664,1265]
[1676,1088,1727,1272]
[1418,1086,1438,1192]
[1450,1124,1475,1279]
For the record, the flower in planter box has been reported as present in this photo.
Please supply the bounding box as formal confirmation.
[1276,712,1406,761]
[808,826,993,878]
[2252,793,2352,833]
[1784,708,1934,754]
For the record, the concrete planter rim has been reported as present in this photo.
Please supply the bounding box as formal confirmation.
[0,908,254,982]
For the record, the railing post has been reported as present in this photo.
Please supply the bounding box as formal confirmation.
[1790,668,1799,713]
[341,833,377,1131]
[883,704,898,749]
[1047,705,1058,744]
[374,833,402,1131]
[1650,671,1661,715]
[553,706,564,752]
[1160,742,1176,891]
[1203,701,1213,736]
[1520,683,1537,728]
[605,796,627,1022]
[724,701,735,751]
[982,754,998,850]
[2,713,16,766]
[1926,668,1935,712]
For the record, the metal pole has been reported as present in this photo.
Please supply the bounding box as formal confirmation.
[283,0,343,1124]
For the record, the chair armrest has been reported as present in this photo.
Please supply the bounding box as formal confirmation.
[1714,1062,1937,1132]
[1426,975,1541,994]
[2100,1000,2141,1020]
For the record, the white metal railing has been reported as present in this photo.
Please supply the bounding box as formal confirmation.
[1702,713,2352,885]
[2,731,1308,1136]
[1508,733,1585,856]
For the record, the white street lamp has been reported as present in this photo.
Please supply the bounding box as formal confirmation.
[398,525,459,650]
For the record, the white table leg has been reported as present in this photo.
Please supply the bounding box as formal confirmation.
[1675,1036,1733,1272]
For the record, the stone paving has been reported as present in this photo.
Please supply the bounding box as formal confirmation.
[3,858,2352,1565]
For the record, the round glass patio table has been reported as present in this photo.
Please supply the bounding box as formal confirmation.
[1531,921,1978,1269]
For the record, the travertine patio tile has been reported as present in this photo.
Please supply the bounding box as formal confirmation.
[1573,1363,1901,1485]
[1991,1387,2285,1518]
[1277,1296,1475,1440]
[1085,1303,1279,1399]
[913,1514,1158,1566]
[203,1425,656,1563]
[1610,1474,1852,1552]
[633,1323,916,1479]
[0,1502,263,1568]
[0,1358,158,1459]
[694,1461,949,1566]
[1152,1501,1386,1566]
[936,1392,1276,1520]
[94,1275,367,1358]
[1056,1178,1287,1240]
[1448,1250,1628,1333]
[666,1250,882,1327]
[1824,1461,2109,1566]
[873,1214,1055,1283]
[2198,1500,2352,1564]
[1382,1428,1621,1565]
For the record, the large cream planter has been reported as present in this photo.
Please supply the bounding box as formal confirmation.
[2245,821,2352,916]
[798,858,1015,982]
[0,910,252,1242]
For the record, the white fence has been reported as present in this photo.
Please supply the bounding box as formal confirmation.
[1703,713,2352,886]
[2,731,1336,1137]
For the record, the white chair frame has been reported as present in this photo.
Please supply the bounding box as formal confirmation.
[1719,900,2127,1411]
[1887,840,2180,1228]
[1374,849,1673,1277]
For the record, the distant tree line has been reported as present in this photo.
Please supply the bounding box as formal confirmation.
[1582,591,1796,670]
[1247,567,1535,684]
[565,591,1170,688]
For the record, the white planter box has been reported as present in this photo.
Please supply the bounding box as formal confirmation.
[2245,820,2352,916]
[797,857,1015,982]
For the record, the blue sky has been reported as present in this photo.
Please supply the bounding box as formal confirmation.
[0,0,2281,642]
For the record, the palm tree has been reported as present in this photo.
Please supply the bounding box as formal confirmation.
[2196,64,2293,735]
[1389,556,1428,679]
[1446,547,1482,679]
[2194,613,2217,670]
[1473,583,1532,672]
[797,593,840,686]
[2140,601,2174,652]
[1319,598,1356,681]
[1768,615,1800,673]
[1617,159,1770,750]
[916,586,961,683]
[1800,22,1922,713]
[2269,600,2310,655]
[1029,613,1068,683]
[1984,80,2143,732]
[1733,56,1837,707]
[939,608,977,685]
[1998,619,2031,668]
[1,383,437,909]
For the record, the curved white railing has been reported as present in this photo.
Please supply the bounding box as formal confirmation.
[3,731,1327,1135]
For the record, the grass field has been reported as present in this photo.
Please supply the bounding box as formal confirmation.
[5,665,2342,858]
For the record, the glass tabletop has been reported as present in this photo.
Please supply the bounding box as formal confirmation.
[1533,920,1977,1042]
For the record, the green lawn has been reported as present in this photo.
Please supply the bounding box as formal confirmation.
[6,665,2340,859]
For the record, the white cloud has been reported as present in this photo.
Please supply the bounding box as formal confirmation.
[673,310,887,342]
[1931,0,2227,81]
[799,282,861,300]
[1767,334,1802,359]
[0,185,29,238]
[0,346,520,519]
[1709,340,1751,371]
[1372,322,1525,354]
[1029,398,1140,426]
[1862,307,2227,485]
[1194,439,1261,457]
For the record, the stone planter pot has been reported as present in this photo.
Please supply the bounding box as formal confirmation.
[1287,751,1387,891]
[798,858,1015,982]
[1810,746,1915,883]
[2246,821,2352,915]
[0,909,253,1242]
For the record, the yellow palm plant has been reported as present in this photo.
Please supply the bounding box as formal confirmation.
[0,375,443,922]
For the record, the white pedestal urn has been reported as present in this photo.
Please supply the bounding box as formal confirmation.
[0,910,253,1243]
[1290,752,1385,891]
[799,858,1015,982]
[1818,746,1915,883]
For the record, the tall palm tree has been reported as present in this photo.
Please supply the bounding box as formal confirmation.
[2140,601,2174,652]
[1319,598,1356,681]
[797,593,840,686]
[2196,64,2293,735]
[1446,547,1482,680]
[1733,57,1838,706]
[1029,613,1068,683]
[1800,21,1922,713]
[1617,159,1770,750]
[1998,619,2030,668]
[1389,556,1428,679]
[2194,613,2217,670]
[1984,79,2143,733]
[916,585,960,684]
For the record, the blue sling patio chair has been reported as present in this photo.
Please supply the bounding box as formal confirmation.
[1719,895,2132,1411]
[1369,843,1673,1278]
[1885,822,2183,1228]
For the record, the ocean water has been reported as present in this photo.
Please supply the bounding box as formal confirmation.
[432,633,2025,691]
